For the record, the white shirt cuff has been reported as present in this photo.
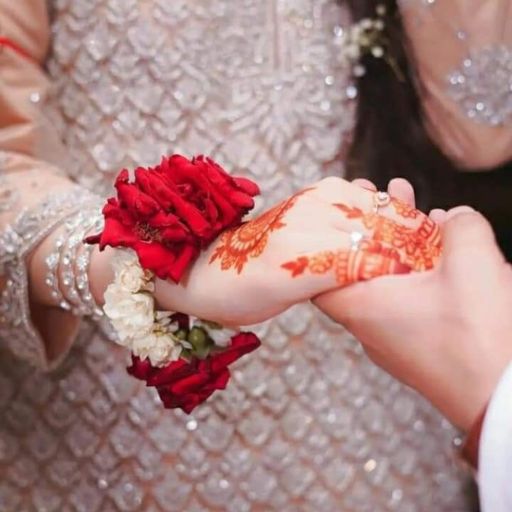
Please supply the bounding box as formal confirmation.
[479,360,512,512]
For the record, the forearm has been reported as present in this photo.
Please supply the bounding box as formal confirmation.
[0,154,109,367]
[0,0,116,366]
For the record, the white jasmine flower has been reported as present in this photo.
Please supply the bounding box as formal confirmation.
[104,248,234,368]
[207,327,237,348]
[132,332,182,367]
[104,284,154,343]
[155,311,177,331]
[114,250,152,293]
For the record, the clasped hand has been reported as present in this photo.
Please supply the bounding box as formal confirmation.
[156,176,441,326]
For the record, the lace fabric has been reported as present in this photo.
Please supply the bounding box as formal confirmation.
[0,0,473,510]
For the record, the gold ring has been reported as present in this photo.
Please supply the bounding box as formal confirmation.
[373,191,391,214]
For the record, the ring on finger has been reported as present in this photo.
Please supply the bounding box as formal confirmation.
[372,191,391,214]
[350,231,364,251]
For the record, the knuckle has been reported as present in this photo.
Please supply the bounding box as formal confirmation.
[312,176,348,198]
[445,212,498,257]
[317,176,344,189]
[455,212,492,238]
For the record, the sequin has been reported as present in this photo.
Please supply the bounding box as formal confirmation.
[447,45,512,126]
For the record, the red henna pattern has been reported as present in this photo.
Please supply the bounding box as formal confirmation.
[334,202,441,271]
[210,188,312,273]
[282,240,410,285]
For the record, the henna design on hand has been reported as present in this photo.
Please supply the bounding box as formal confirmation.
[391,198,419,219]
[282,241,410,285]
[334,202,441,271]
[210,188,312,273]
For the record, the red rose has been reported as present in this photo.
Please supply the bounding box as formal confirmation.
[127,332,261,413]
[86,155,259,282]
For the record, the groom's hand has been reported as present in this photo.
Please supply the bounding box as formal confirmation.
[314,206,512,431]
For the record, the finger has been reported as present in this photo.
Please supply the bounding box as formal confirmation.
[313,270,427,332]
[429,208,447,224]
[439,209,506,288]
[352,178,377,191]
[281,240,411,300]
[444,205,475,220]
[306,178,442,270]
[334,243,412,286]
[329,202,442,270]
[441,209,498,255]
[313,275,392,327]
[388,178,415,207]
[313,177,425,230]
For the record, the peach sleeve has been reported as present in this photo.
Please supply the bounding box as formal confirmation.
[0,0,102,369]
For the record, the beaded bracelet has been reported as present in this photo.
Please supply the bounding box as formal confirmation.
[75,228,104,319]
[0,187,100,368]
[45,206,104,318]
[45,230,72,311]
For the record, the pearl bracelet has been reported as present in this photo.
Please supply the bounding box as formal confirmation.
[45,206,104,318]
[0,187,100,368]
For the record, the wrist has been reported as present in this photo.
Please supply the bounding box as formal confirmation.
[446,353,511,432]
[461,404,488,469]
[88,246,116,306]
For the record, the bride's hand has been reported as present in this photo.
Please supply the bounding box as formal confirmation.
[155,176,439,326]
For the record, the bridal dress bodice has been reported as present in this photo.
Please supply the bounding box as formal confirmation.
[0,1,471,511]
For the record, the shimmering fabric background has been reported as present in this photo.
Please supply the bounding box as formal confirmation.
[0,1,474,510]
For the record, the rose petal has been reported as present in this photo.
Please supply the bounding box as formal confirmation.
[97,217,139,249]
[228,190,256,209]
[157,366,230,413]
[148,211,191,241]
[169,370,211,395]
[165,243,199,283]
[89,154,259,286]
[116,171,160,218]
[209,333,261,372]
[158,388,209,413]
[233,176,260,197]
[134,241,180,280]
[127,355,156,381]
[144,169,214,238]
[146,358,195,387]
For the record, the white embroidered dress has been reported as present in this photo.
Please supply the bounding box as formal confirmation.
[0,1,471,511]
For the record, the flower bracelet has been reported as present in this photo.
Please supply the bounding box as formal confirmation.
[86,155,261,413]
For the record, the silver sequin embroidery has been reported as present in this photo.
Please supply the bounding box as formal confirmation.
[448,45,512,126]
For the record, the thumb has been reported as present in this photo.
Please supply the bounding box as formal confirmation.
[441,208,500,259]
[313,272,417,330]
